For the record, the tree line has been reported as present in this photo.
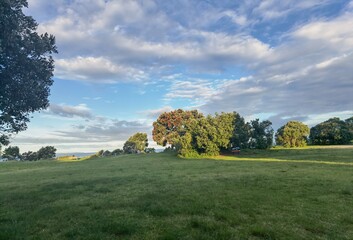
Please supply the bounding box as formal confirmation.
[93,132,155,158]
[152,109,353,157]
[0,146,56,161]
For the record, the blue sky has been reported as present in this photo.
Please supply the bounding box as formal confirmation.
[11,0,353,153]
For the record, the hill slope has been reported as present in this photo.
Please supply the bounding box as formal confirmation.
[1,148,353,239]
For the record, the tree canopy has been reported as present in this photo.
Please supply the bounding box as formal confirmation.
[275,121,309,147]
[310,117,352,145]
[37,146,56,159]
[3,145,20,159]
[248,119,274,149]
[152,109,203,149]
[123,132,148,154]
[0,0,57,145]
[153,110,274,157]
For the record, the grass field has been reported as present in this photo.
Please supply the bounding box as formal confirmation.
[1,147,353,239]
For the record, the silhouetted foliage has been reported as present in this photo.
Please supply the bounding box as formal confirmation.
[3,146,20,159]
[248,119,274,149]
[0,0,57,145]
[37,146,56,159]
[231,112,250,149]
[310,118,352,145]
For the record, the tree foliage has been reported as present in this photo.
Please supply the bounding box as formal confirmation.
[3,145,20,159]
[123,132,148,154]
[123,141,137,154]
[20,146,56,161]
[248,119,274,149]
[37,146,56,159]
[275,121,310,147]
[152,109,203,149]
[153,110,275,156]
[231,112,250,149]
[310,118,352,145]
[0,0,57,145]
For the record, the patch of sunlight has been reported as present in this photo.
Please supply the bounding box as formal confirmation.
[209,155,353,166]
[56,155,96,162]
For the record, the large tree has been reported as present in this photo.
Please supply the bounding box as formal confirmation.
[3,145,20,159]
[248,119,273,149]
[310,118,351,145]
[123,132,148,154]
[275,121,309,147]
[231,112,250,149]
[152,109,203,149]
[37,146,56,159]
[0,0,57,145]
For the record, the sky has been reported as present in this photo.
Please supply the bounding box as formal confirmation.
[10,0,353,153]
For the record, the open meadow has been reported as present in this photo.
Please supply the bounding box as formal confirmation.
[1,147,353,239]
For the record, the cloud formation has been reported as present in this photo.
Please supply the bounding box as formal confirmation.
[47,104,93,119]
[15,0,353,152]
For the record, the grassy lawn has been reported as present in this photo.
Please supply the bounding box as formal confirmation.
[1,147,353,239]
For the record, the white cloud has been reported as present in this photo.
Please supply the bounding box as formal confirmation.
[200,13,353,124]
[55,57,146,83]
[141,106,174,119]
[46,103,93,119]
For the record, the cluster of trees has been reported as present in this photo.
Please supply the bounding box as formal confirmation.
[153,110,353,157]
[0,146,56,161]
[152,109,274,157]
[309,117,353,145]
[95,132,155,157]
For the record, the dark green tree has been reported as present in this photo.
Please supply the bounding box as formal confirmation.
[176,113,234,157]
[3,145,20,159]
[275,121,310,147]
[37,146,56,159]
[310,118,351,145]
[111,148,124,156]
[21,151,38,161]
[231,112,250,149]
[249,119,273,149]
[123,141,137,154]
[0,0,57,146]
[345,117,353,142]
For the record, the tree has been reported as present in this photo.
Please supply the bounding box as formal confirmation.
[0,0,57,146]
[37,146,56,159]
[345,117,353,142]
[21,151,38,161]
[275,121,309,147]
[310,118,351,145]
[3,145,20,159]
[96,150,104,157]
[111,148,124,156]
[231,112,250,149]
[172,113,235,157]
[123,141,137,154]
[123,132,149,154]
[248,119,273,149]
[128,132,148,152]
[152,109,203,149]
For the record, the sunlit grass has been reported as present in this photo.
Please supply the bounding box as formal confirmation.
[1,147,353,239]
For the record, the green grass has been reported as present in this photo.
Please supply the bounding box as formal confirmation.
[1,147,353,239]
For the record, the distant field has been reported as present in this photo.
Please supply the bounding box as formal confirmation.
[1,147,353,239]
